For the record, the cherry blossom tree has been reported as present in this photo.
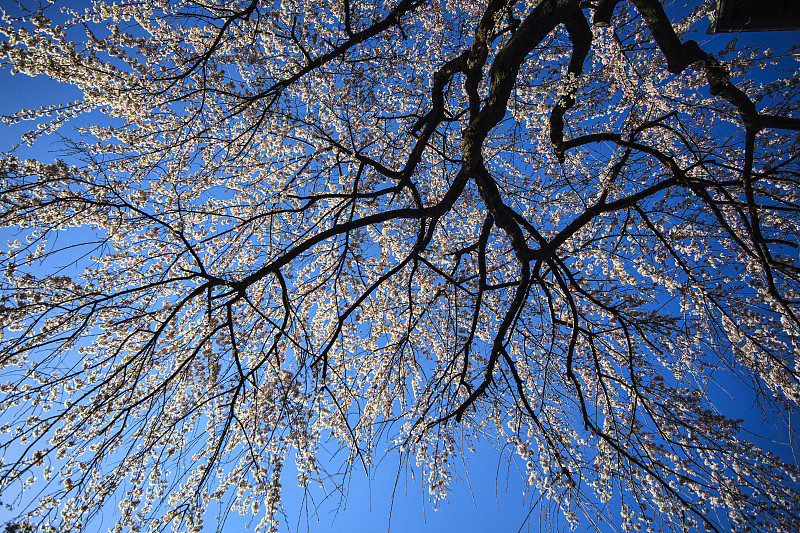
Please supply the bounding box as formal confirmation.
[1,0,799,531]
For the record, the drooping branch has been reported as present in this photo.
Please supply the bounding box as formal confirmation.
[630,0,795,134]
[549,7,592,163]
[2,2,800,532]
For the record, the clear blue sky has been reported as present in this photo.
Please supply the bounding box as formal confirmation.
[0,36,567,533]
[1,4,799,533]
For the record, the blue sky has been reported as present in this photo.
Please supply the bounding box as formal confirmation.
[0,47,556,533]
[1,3,800,533]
